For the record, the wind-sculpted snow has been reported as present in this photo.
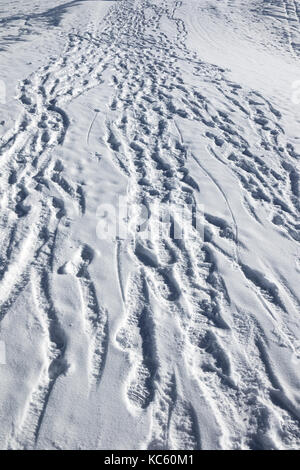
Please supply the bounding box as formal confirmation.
[0,0,299,450]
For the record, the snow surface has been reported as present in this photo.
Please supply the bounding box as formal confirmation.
[0,0,299,450]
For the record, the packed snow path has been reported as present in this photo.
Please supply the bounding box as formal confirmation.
[0,0,299,450]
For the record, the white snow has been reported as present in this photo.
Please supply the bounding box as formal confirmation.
[0,0,299,450]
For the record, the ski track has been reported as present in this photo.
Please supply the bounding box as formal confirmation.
[262,0,300,56]
[58,243,108,389]
[0,0,299,450]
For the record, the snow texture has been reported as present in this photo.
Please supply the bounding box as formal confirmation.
[0,0,299,450]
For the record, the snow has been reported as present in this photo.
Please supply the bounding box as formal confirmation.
[0,0,299,450]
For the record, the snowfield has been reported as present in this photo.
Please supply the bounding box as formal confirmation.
[0,0,299,450]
